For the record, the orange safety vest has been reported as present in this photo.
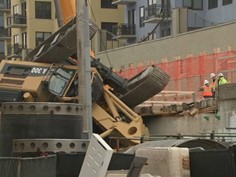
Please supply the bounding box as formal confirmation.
[203,85,213,97]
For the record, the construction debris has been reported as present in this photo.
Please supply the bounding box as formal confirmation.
[134,96,217,117]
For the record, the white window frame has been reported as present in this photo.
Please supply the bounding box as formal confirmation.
[14,34,19,44]
[13,5,19,15]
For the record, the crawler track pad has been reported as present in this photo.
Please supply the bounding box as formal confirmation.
[120,66,170,108]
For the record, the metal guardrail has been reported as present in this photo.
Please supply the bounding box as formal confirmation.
[112,23,136,36]
[7,43,22,55]
[112,0,136,3]
[6,14,27,27]
[0,27,11,38]
[144,4,171,20]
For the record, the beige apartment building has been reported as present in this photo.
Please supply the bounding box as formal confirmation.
[1,0,125,60]
[4,0,58,59]
[88,1,125,52]
[0,0,11,59]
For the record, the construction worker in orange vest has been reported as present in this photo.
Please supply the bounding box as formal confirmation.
[210,73,217,98]
[199,80,213,99]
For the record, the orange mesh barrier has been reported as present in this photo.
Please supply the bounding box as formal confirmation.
[116,50,236,93]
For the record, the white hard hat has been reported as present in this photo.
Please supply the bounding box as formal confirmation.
[218,73,224,77]
[204,80,209,85]
[210,73,215,78]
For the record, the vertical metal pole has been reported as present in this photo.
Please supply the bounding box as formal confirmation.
[77,0,92,139]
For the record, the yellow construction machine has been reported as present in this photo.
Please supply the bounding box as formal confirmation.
[0,56,169,133]
[0,0,169,156]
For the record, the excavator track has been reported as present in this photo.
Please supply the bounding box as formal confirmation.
[25,18,98,63]
[121,66,170,108]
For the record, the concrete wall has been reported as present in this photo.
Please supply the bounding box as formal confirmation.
[143,108,234,140]
[205,0,236,24]
[144,113,225,136]
[143,83,236,140]
[217,83,236,141]
[96,21,236,69]
[186,0,236,28]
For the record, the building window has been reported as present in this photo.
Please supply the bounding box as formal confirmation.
[139,6,145,28]
[14,34,19,44]
[208,0,218,9]
[21,2,27,16]
[22,32,27,49]
[148,0,157,6]
[5,0,11,9]
[35,1,51,19]
[183,0,203,10]
[36,32,51,46]
[13,34,20,53]
[6,17,11,26]
[101,0,117,9]
[183,0,192,7]
[101,22,117,40]
[223,0,232,5]
[13,5,19,14]
[128,9,135,26]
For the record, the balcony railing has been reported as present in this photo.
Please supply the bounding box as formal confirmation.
[0,0,11,12]
[7,44,22,56]
[112,0,136,5]
[0,52,6,60]
[96,30,127,52]
[6,14,27,28]
[7,44,32,59]
[144,4,171,23]
[112,23,136,39]
[0,27,11,40]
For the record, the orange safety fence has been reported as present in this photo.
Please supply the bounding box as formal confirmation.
[116,50,236,96]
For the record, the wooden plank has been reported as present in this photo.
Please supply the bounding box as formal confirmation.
[143,101,185,104]
[158,91,195,94]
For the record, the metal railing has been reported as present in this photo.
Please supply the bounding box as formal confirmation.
[0,27,11,38]
[97,29,127,52]
[112,23,136,36]
[7,14,27,27]
[7,43,23,56]
[144,4,171,20]
[7,44,33,59]
[0,53,5,60]
[112,0,136,4]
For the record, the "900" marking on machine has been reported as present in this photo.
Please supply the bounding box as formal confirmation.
[31,67,48,75]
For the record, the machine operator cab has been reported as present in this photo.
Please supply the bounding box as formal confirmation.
[48,66,103,103]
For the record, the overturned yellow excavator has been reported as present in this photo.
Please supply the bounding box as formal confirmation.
[0,0,169,156]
